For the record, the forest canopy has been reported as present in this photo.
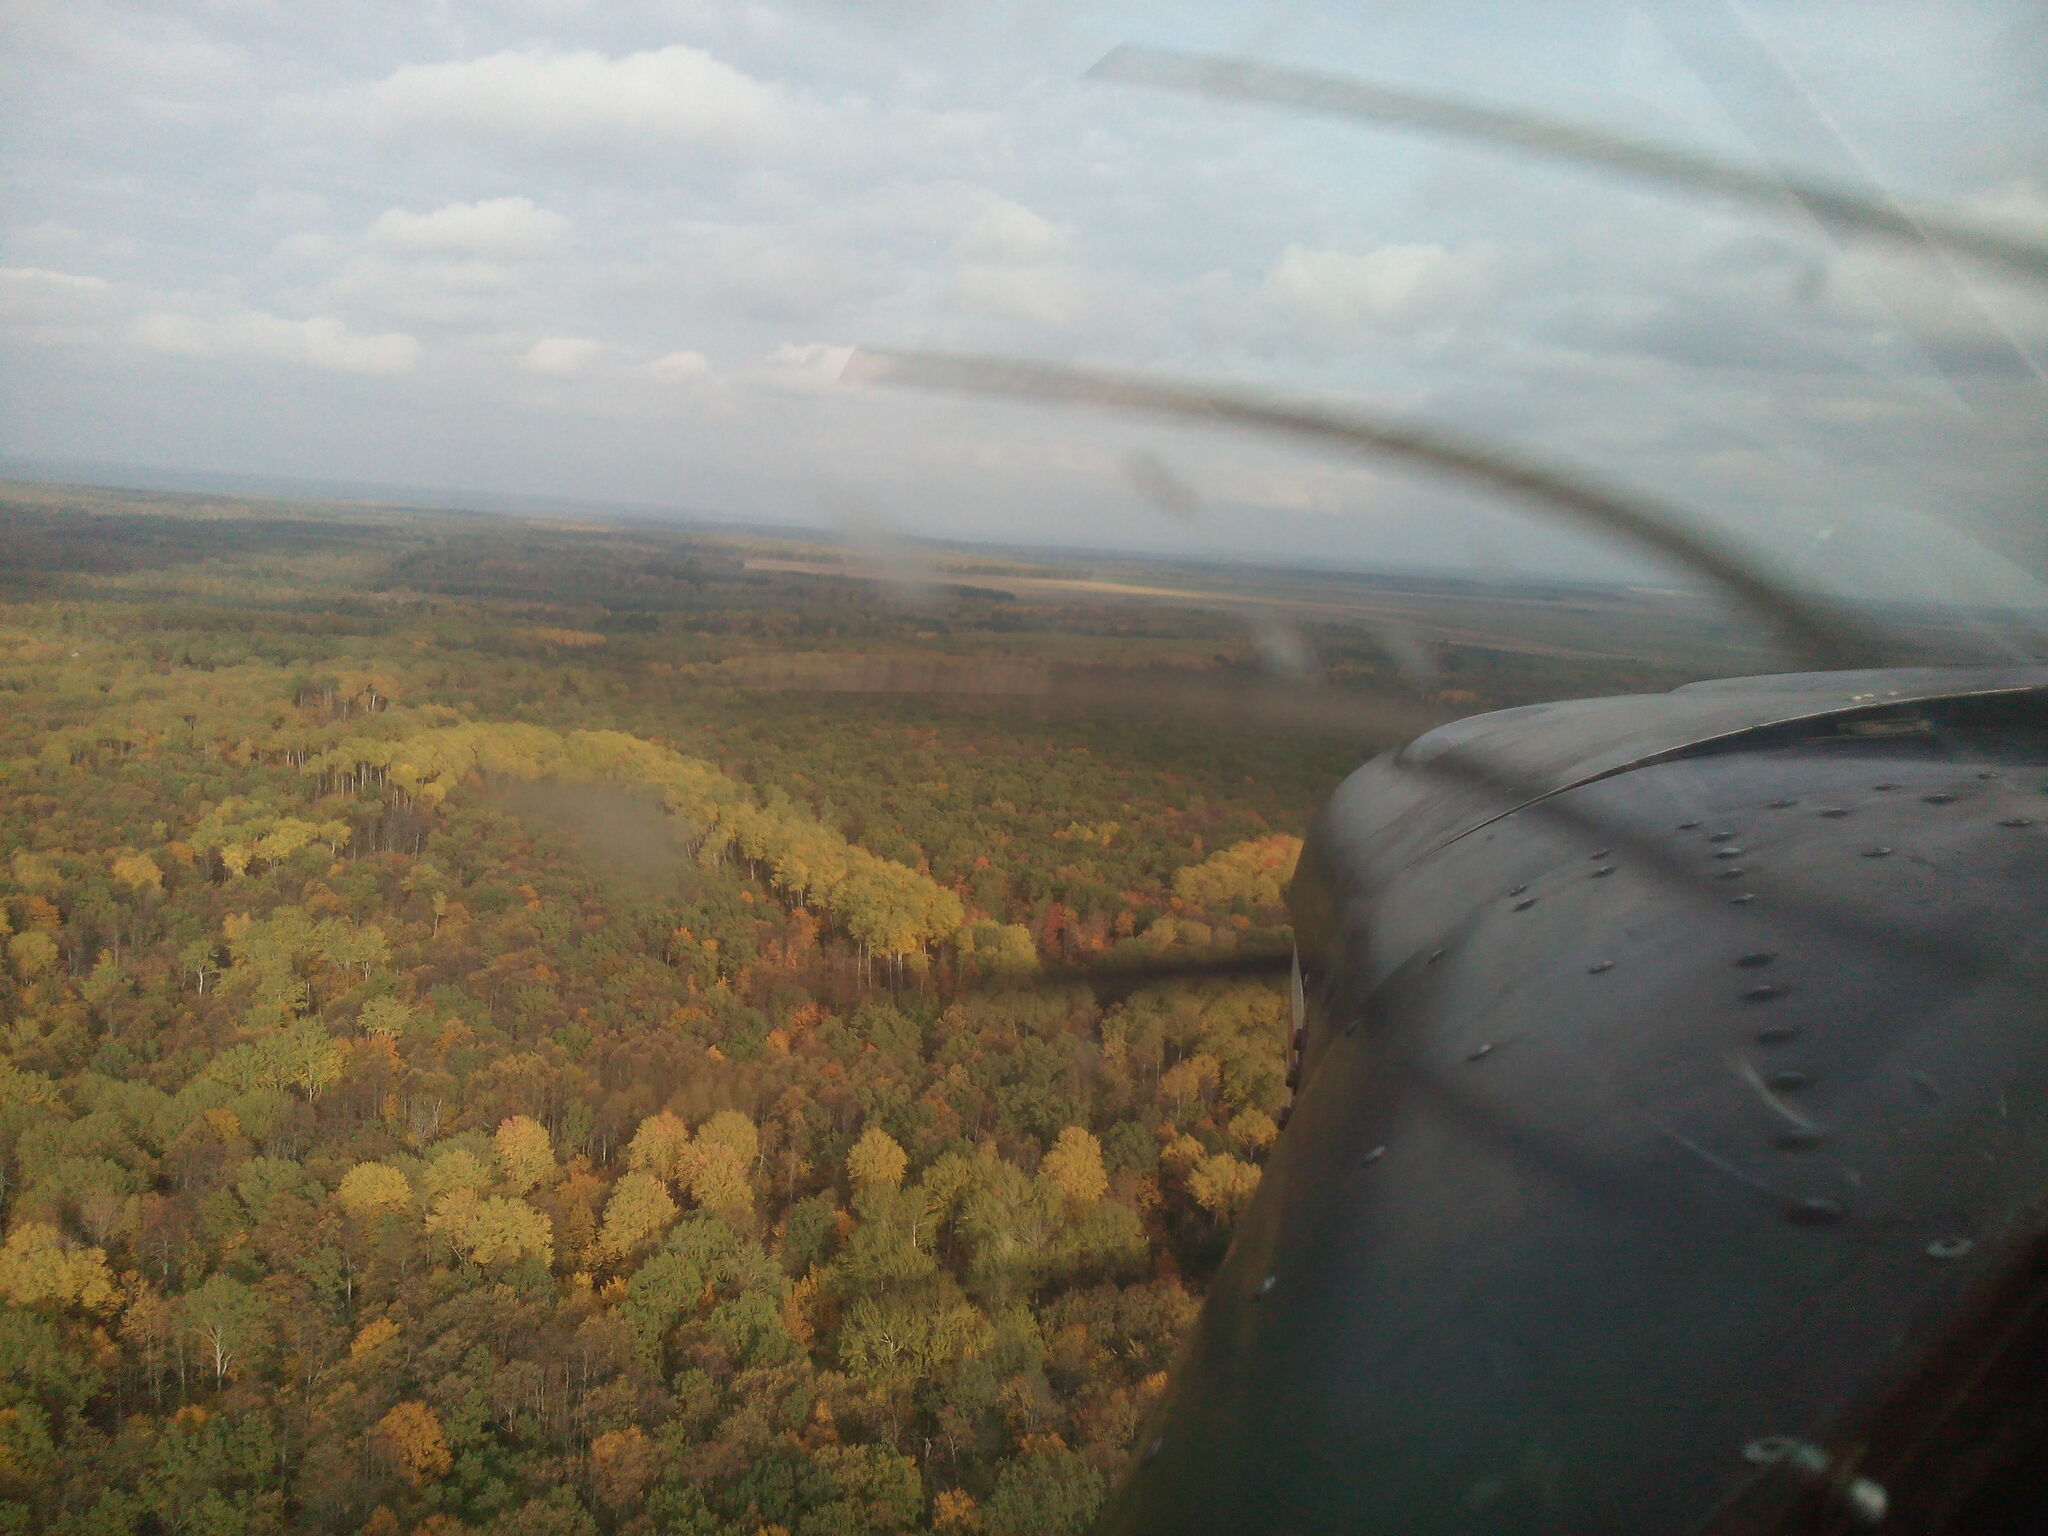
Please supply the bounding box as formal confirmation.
[0,484,1695,1536]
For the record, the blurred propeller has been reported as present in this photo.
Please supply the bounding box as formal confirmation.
[1089,44,2048,285]
[1020,946,1294,997]
[843,347,1888,672]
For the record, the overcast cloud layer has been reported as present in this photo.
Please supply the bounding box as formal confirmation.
[2,0,2045,608]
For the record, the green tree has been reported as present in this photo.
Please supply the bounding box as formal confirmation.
[7,928,57,981]
[182,1272,268,1386]
[597,1171,678,1261]
[983,1446,1105,1536]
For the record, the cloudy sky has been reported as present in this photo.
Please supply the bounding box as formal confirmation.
[3,0,2045,607]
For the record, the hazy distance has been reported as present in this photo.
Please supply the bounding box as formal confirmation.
[4,0,2045,606]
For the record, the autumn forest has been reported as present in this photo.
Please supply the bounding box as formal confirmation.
[0,482,1699,1536]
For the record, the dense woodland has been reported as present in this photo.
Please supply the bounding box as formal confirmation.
[0,484,1693,1536]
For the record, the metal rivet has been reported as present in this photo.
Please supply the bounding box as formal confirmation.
[1767,798,1798,809]
[1773,1125,1825,1150]
[1589,865,1615,878]
[1588,850,1610,860]
[1359,1144,1386,1166]
[1873,782,1898,791]
[1735,952,1775,968]
[1715,867,1747,880]
[1708,830,1738,843]
[1841,1479,1889,1526]
[1862,846,1893,858]
[1427,948,1446,964]
[1728,893,1756,905]
[1756,1023,1798,1044]
[1254,1274,1277,1299]
[1743,1440,1885,1526]
[1786,1197,1848,1226]
[1743,984,1789,1003]
[1678,820,1701,830]
[1743,1436,1808,1469]
[2000,816,2034,828]
[1925,1236,1973,1261]
[1923,793,1955,805]
[1587,960,1614,974]
[1512,897,1537,911]
[1466,1043,1495,1062]
[1819,807,1849,818]
[1977,770,2002,780]
[1768,1070,1811,1093]
[1744,1437,1801,1467]
[1713,848,1744,859]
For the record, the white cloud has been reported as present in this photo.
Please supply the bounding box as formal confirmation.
[369,197,568,257]
[3,0,246,91]
[366,45,784,148]
[276,232,341,262]
[1261,242,1494,334]
[958,197,1065,263]
[647,349,712,381]
[322,256,522,325]
[761,341,853,391]
[522,336,603,374]
[21,220,85,248]
[952,261,1086,325]
[0,265,114,343]
[668,221,871,321]
[0,266,109,297]
[249,189,329,226]
[129,309,419,375]
[1964,179,2048,237]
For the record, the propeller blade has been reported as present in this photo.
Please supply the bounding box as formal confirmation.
[1089,44,2048,284]
[844,348,1888,672]
[996,948,1295,996]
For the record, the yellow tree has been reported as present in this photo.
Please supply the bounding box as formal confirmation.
[428,1190,553,1265]
[336,1162,414,1218]
[683,1142,753,1215]
[624,1110,693,1186]
[377,1401,452,1486]
[846,1126,908,1192]
[1038,1127,1108,1210]
[110,852,163,895]
[1228,1109,1279,1154]
[1189,1154,1261,1219]
[7,929,57,981]
[0,1222,120,1311]
[696,1109,759,1167]
[493,1116,555,1193]
[1171,835,1303,910]
[596,1172,678,1260]
[420,1146,491,1202]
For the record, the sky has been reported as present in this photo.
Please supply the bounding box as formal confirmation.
[2,0,2046,611]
